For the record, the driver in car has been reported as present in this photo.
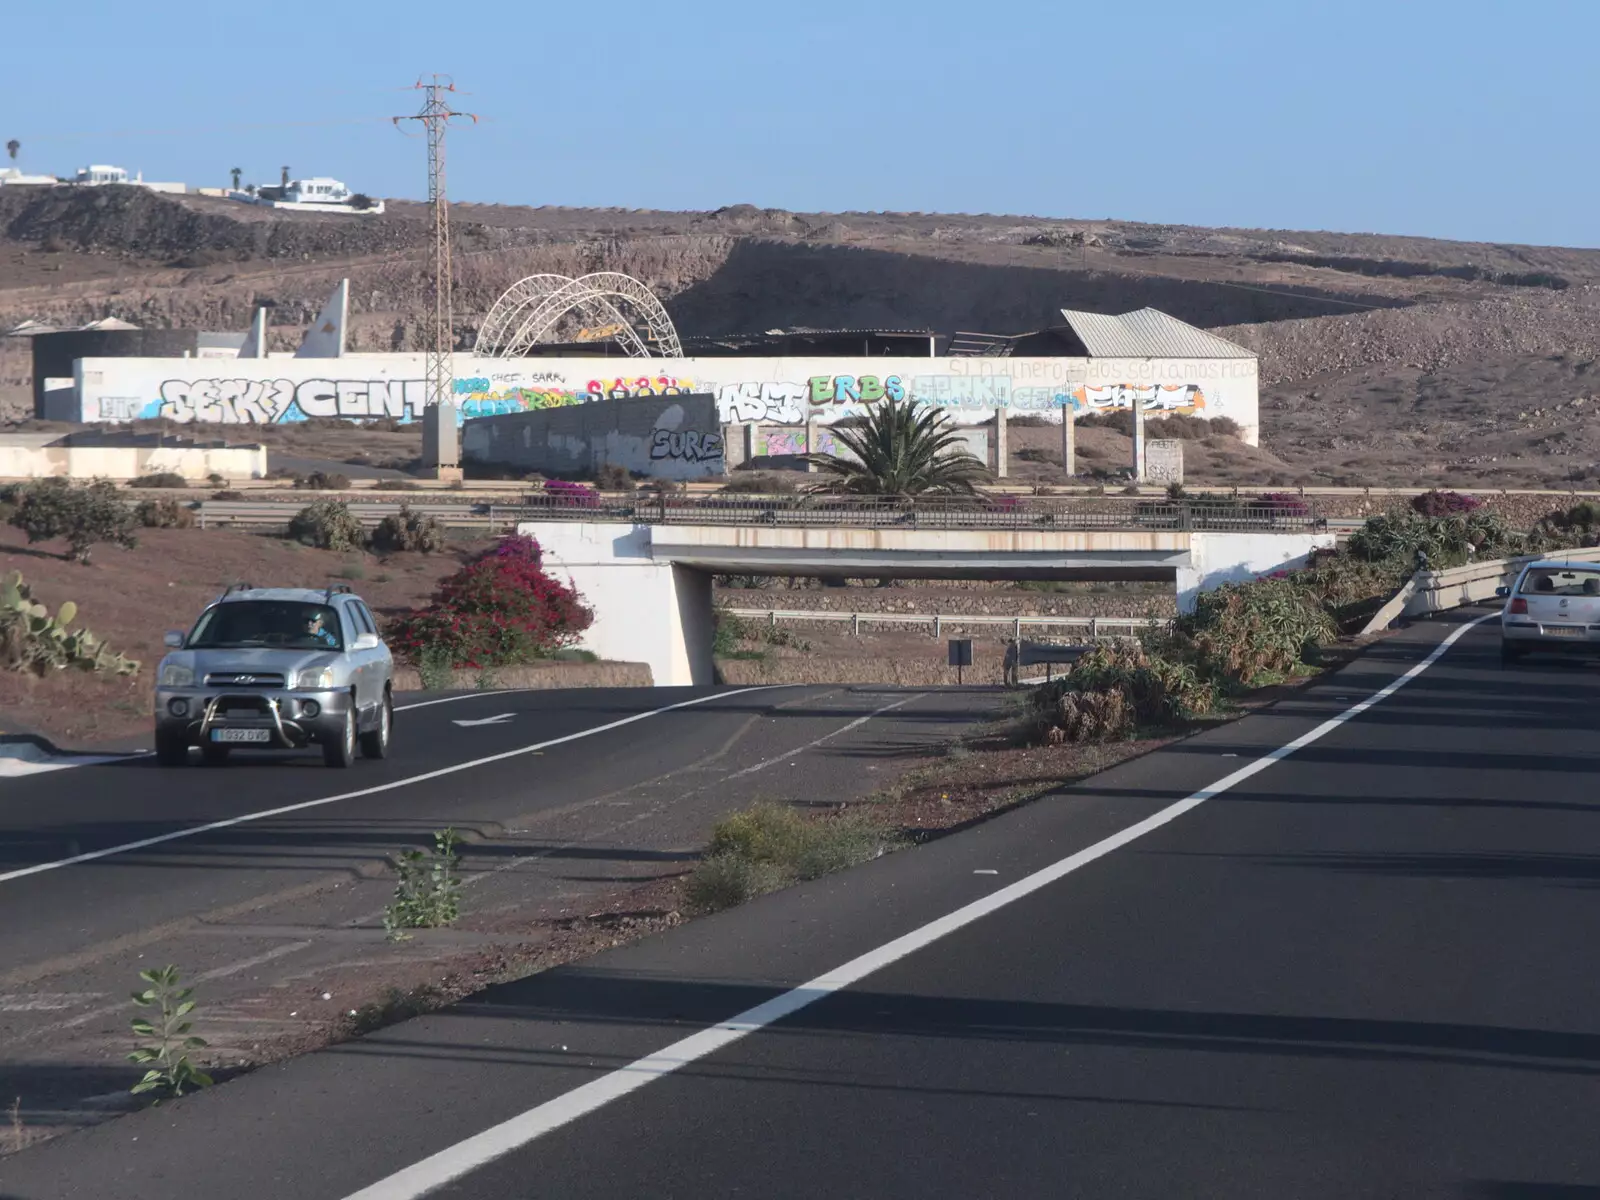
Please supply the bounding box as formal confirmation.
[304,611,339,648]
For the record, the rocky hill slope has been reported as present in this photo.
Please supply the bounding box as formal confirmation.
[4,187,1600,487]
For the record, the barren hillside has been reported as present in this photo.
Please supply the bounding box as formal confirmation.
[4,187,1600,486]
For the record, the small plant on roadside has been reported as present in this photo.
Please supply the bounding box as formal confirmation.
[685,803,891,913]
[9,478,138,564]
[1410,489,1482,517]
[371,504,447,554]
[130,472,188,489]
[595,462,636,492]
[383,828,464,940]
[297,470,351,491]
[128,965,213,1101]
[288,499,367,551]
[416,644,453,691]
[135,497,196,529]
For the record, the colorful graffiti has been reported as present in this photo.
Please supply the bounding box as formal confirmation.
[1072,383,1205,415]
[756,428,840,458]
[153,377,431,423]
[807,374,905,405]
[587,374,695,400]
[715,381,809,424]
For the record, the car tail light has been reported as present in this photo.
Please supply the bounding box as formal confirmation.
[1509,597,1528,614]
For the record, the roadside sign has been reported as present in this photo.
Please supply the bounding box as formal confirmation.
[947,638,973,685]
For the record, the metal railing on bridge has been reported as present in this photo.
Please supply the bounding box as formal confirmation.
[194,493,1324,535]
[724,608,1167,639]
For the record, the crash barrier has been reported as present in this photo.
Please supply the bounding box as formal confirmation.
[723,609,1166,640]
[1359,547,1600,635]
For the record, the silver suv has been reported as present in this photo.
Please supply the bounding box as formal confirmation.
[154,584,394,768]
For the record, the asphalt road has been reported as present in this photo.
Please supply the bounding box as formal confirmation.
[6,614,1600,1199]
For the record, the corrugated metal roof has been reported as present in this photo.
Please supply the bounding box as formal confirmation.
[1057,307,1255,359]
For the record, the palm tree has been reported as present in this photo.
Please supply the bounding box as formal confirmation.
[5,140,18,164]
[230,166,242,190]
[803,398,991,496]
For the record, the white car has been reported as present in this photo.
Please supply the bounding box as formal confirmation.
[1498,560,1600,662]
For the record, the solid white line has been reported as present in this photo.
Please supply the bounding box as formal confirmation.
[722,694,922,780]
[341,614,1493,1200]
[0,688,784,887]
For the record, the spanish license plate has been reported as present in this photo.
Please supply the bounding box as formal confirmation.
[1543,625,1586,638]
[212,728,271,744]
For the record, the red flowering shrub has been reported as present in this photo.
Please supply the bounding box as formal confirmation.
[1410,489,1482,517]
[1256,492,1311,517]
[386,535,594,668]
[542,480,601,508]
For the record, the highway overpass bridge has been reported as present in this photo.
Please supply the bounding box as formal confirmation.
[520,499,1335,684]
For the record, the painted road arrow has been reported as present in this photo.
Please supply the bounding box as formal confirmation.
[451,714,516,728]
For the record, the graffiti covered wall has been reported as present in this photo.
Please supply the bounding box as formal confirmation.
[71,352,1260,444]
[461,393,725,481]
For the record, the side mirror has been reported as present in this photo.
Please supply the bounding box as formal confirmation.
[164,630,186,648]
[352,632,381,651]
[1494,586,1510,599]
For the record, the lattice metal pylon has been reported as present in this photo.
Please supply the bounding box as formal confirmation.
[394,77,477,417]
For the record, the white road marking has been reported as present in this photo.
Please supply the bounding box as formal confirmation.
[341,615,1493,1200]
[0,688,784,887]
[0,992,103,1013]
[451,714,516,728]
[722,694,921,780]
[394,689,602,714]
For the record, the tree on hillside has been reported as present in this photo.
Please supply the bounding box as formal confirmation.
[5,140,18,164]
[230,166,242,190]
[802,397,990,496]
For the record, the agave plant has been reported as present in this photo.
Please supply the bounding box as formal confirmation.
[803,399,990,496]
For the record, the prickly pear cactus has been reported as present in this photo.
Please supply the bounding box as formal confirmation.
[0,570,139,677]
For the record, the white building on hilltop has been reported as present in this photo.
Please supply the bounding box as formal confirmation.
[229,176,384,215]
[71,165,187,194]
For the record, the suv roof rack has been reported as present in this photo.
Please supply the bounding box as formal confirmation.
[217,581,254,601]
[323,582,354,603]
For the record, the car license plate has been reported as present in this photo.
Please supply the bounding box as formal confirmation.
[1543,625,1586,638]
[212,728,271,744]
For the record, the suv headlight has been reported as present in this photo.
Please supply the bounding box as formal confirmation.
[159,663,195,688]
[297,667,336,690]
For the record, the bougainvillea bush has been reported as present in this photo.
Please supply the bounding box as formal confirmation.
[1410,490,1483,517]
[386,536,593,668]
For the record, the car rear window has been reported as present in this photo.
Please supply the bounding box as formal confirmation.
[188,601,345,651]
[1519,567,1600,596]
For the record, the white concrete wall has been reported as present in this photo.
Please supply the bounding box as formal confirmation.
[1175,531,1339,612]
[0,444,267,481]
[69,350,1260,444]
[528,522,711,687]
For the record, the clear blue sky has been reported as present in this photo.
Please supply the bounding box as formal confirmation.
[7,0,1595,247]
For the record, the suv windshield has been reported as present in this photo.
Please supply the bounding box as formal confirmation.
[1519,568,1600,597]
[188,601,344,651]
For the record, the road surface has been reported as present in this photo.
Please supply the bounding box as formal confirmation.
[4,613,1598,1199]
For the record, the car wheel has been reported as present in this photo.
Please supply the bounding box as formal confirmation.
[200,742,230,767]
[359,691,392,760]
[155,731,188,767]
[323,706,356,768]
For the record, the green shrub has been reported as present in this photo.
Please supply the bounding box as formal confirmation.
[131,472,189,489]
[1349,507,1517,566]
[135,497,196,529]
[1179,576,1335,683]
[9,478,139,564]
[288,499,366,551]
[1030,643,1215,743]
[686,802,891,913]
[595,463,636,492]
[712,605,752,656]
[297,471,350,491]
[1,569,139,676]
[371,504,447,554]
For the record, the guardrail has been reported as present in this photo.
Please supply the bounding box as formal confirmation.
[513,494,1325,533]
[197,501,522,533]
[1358,546,1600,634]
[725,607,1166,639]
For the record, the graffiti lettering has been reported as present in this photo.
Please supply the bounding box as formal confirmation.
[1073,383,1205,414]
[716,381,808,424]
[912,375,1010,410]
[587,375,694,401]
[158,378,299,424]
[758,428,839,458]
[649,428,725,463]
[806,374,903,406]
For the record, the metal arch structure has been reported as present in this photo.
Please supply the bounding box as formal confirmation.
[474,272,683,359]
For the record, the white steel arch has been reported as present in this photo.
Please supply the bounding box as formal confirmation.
[474,272,682,359]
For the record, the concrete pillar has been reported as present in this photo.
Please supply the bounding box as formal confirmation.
[805,419,820,472]
[421,401,462,481]
[1132,400,1146,483]
[994,409,1008,478]
[1061,407,1076,477]
[743,422,759,465]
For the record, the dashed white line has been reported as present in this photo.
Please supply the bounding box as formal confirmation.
[0,688,785,887]
[341,615,1493,1200]
[722,694,922,780]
